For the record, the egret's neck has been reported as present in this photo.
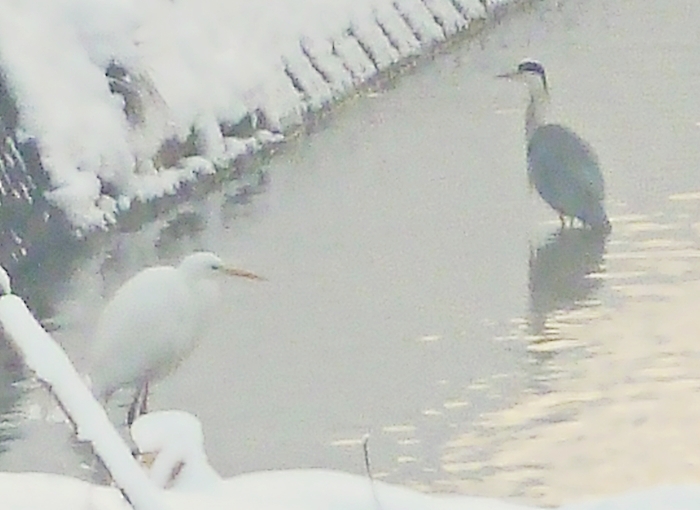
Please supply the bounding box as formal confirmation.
[525,88,549,141]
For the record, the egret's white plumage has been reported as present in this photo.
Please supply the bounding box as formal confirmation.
[89,251,263,424]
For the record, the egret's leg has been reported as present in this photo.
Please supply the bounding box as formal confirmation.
[139,381,149,416]
[127,392,139,427]
[127,383,146,426]
[559,214,566,228]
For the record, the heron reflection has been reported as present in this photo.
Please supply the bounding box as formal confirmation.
[528,227,607,338]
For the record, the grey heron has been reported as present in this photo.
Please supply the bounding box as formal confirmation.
[499,59,611,232]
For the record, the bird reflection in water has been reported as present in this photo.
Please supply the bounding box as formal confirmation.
[528,227,608,344]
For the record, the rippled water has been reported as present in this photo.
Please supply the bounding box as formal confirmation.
[442,199,700,505]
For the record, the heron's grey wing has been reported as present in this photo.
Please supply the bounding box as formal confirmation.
[528,124,605,202]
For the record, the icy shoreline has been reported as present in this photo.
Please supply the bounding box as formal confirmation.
[0,0,511,233]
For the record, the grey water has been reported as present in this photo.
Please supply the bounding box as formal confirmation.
[3,0,700,506]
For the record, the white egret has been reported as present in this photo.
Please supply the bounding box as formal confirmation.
[89,252,264,425]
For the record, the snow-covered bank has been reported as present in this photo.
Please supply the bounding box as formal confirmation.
[0,0,508,231]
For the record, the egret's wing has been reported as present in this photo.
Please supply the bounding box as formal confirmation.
[90,267,196,395]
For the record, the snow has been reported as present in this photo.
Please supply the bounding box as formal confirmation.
[0,0,488,230]
[0,472,128,510]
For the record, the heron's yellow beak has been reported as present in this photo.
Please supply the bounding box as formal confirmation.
[222,267,266,281]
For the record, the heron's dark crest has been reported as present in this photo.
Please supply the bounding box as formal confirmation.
[518,59,548,92]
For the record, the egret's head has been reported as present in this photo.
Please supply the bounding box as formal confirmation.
[498,59,548,96]
[179,251,265,281]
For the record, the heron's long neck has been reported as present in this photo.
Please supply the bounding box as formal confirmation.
[525,90,549,141]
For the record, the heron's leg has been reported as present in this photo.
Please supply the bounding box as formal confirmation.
[559,214,566,228]
[139,381,149,416]
[569,217,575,228]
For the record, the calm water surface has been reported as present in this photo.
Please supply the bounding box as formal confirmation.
[2,0,700,506]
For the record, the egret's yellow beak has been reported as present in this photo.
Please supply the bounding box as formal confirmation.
[222,267,266,281]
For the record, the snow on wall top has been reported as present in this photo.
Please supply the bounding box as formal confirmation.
[0,0,493,230]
